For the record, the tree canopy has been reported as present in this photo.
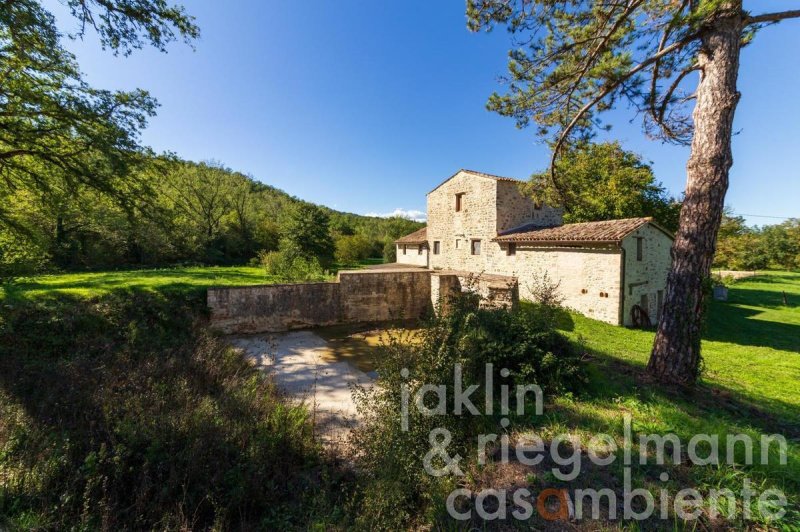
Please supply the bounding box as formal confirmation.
[527,142,681,231]
[0,0,198,225]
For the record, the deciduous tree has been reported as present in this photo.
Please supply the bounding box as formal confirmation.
[0,0,197,223]
[527,142,681,231]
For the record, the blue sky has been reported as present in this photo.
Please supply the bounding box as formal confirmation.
[49,1,800,225]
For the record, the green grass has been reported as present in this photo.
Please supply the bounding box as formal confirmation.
[533,271,800,527]
[0,266,272,301]
[560,271,800,426]
[0,259,384,302]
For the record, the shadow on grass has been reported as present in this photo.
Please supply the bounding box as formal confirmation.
[0,288,341,529]
[579,345,800,441]
[703,294,800,353]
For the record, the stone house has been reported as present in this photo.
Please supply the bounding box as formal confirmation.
[396,169,674,326]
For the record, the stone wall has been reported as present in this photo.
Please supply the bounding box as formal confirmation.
[508,245,624,325]
[495,180,563,233]
[208,269,432,334]
[427,171,562,274]
[339,270,432,322]
[620,224,673,326]
[207,282,341,334]
[427,170,498,273]
[431,271,519,313]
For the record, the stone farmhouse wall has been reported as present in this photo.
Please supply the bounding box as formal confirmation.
[500,245,624,325]
[422,170,672,326]
[495,180,563,232]
[620,224,673,326]
[427,170,498,273]
[396,243,428,266]
[431,271,519,314]
[208,269,432,334]
[427,171,562,274]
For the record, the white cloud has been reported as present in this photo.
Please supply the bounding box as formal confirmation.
[365,208,427,222]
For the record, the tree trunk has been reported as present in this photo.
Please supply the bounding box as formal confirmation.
[647,7,743,385]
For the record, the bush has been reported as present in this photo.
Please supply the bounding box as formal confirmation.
[0,292,340,529]
[382,240,396,263]
[0,230,49,284]
[258,248,327,282]
[335,234,373,265]
[350,292,586,529]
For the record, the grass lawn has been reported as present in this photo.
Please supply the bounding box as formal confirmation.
[0,258,386,302]
[560,271,800,426]
[0,266,272,301]
[527,271,800,527]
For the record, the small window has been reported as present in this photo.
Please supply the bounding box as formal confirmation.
[636,237,644,261]
[455,193,465,212]
[470,239,481,256]
[657,290,664,321]
[433,241,440,255]
[455,239,460,249]
[640,293,649,312]
[507,242,516,256]
[402,244,407,255]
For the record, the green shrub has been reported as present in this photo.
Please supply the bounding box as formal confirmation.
[258,248,327,282]
[334,234,374,265]
[350,293,587,529]
[382,240,396,263]
[0,292,340,530]
[0,230,49,284]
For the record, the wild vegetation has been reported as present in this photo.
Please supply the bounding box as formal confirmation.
[0,285,348,530]
[348,272,800,529]
[527,142,681,232]
[714,211,800,271]
[0,157,422,282]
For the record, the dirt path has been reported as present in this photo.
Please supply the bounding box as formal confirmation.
[229,331,375,445]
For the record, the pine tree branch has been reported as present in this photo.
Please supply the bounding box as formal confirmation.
[549,31,700,197]
[745,10,800,25]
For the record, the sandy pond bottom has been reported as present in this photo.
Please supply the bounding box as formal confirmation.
[228,324,420,445]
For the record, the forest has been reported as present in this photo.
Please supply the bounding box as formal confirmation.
[0,156,422,280]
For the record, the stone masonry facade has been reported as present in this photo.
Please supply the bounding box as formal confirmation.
[399,169,674,326]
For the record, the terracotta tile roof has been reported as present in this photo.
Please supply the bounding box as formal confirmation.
[394,227,428,244]
[428,169,525,195]
[493,217,667,244]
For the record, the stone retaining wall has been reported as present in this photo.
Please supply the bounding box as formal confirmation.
[208,269,432,334]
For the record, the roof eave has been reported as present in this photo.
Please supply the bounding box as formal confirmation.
[491,238,622,247]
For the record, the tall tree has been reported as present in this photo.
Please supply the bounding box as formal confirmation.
[281,203,336,269]
[467,0,800,385]
[528,142,681,231]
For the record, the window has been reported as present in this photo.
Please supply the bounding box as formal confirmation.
[455,193,465,212]
[418,245,424,255]
[433,241,440,255]
[507,242,516,256]
[471,239,481,255]
[455,239,460,249]
[640,293,649,313]
[657,290,664,321]
[636,237,644,261]
[402,244,407,255]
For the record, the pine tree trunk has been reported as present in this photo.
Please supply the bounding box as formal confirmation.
[647,8,743,385]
